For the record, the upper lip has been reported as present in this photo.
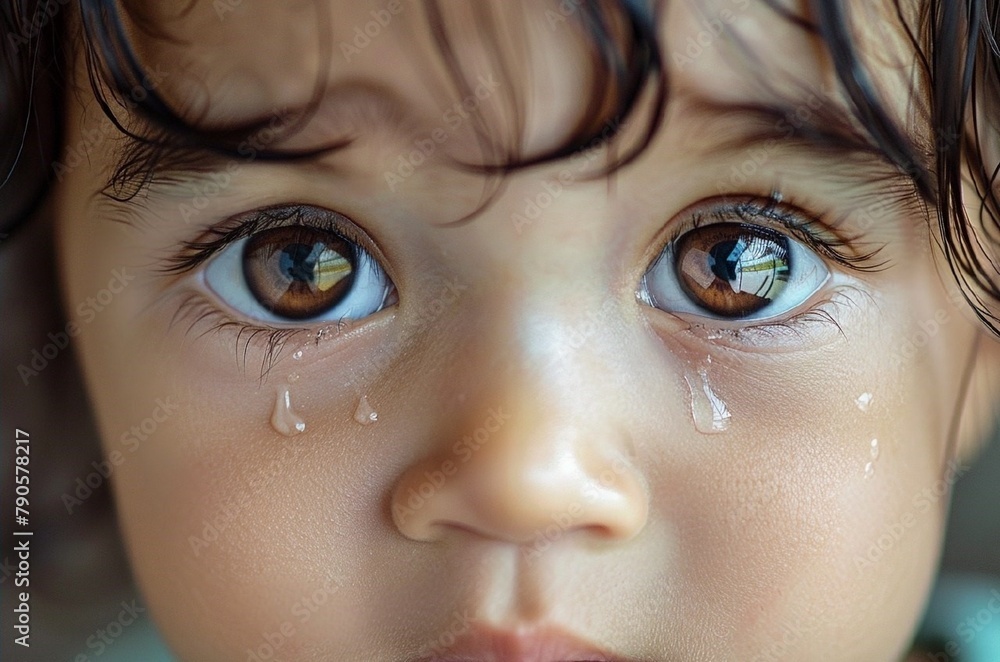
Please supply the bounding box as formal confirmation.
[410,623,628,662]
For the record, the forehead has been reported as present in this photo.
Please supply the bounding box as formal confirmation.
[121,0,917,143]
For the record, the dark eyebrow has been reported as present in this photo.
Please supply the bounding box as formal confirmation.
[102,82,411,202]
[106,84,925,219]
[682,93,926,194]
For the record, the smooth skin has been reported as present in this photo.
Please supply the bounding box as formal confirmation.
[56,0,1000,660]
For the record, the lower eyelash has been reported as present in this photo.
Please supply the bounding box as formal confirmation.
[715,304,844,342]
[686,287,868,349]
[169,292,309,381]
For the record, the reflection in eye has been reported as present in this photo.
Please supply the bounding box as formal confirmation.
[204,225,394,324]
[243,226,356,320]
[641,222,829,322]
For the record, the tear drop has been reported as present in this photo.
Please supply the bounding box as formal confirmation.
[353,395,379,426]
[292,349,304,361]
[685,367,731,434]
[271,385,306,436]
[870,438,880,460]
[864,461,875,479]
[856,392,874,412]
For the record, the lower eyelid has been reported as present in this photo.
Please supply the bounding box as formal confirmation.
[161,290,299,371]
[671,278,865,353]
[164,289,350,381]
[163,272,401,380]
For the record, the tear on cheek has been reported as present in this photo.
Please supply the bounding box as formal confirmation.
[685,363,732,434]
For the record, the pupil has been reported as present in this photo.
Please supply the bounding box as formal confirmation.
[242,225,358,321]
[279,243,323,285]
[671,223,792,318]
[708,239,743,282]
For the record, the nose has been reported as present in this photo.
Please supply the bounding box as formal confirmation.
[390,308,649,546]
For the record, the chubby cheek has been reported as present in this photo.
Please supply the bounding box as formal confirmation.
[57,248,395,657]
[665,411,945,661]
[75,319,418,659]
[654,313,955,659]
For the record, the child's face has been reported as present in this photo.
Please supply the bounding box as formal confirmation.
[55,0,999,660]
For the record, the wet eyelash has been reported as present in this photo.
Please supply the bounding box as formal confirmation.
[690,285,874,347]
[672,193,891,274]
[168,291,355,382]
[705,298,844,342]
[169,292,297,381]
[162,205,370,276]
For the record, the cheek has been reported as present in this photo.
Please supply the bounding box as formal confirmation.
[638,286,956,658]
[72,299,411,657]
[661,422,945,659]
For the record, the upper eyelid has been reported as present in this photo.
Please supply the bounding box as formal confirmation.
[661,197,891,274]
[161,204,383,276]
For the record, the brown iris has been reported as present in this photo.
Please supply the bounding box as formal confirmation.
[242,226,356,320]
[675,223,791,318]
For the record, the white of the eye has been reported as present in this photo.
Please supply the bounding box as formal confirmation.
[641,231,830,322]
[203,236,392,324]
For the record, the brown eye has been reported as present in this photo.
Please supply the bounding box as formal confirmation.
[674,223,791,318]
[242,226,356,320]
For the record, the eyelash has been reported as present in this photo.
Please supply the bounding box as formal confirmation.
[163,205,376,274]
[168,292,307,380]
[660,194,889,274]
[685,290,857,348]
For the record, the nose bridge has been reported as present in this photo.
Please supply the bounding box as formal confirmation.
[391,293,649,546]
